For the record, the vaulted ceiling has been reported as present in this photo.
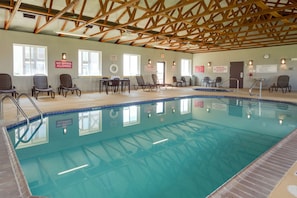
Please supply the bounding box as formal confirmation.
[1,0,297,53]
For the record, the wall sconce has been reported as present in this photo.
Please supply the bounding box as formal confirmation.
[248,60,253,66]
[148,59,152,65]
[147,112,152,118]
[207,62,211,67]
[62,53,67,60]
[280,58,287,70]
[279,119,283,125]
[173,61,176,66]
[63,127,67,134]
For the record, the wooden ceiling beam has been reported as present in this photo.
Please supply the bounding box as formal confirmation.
[69,0,140,32]
[35,0,79,33]
[4,0,22,30]
[90,0,199,37]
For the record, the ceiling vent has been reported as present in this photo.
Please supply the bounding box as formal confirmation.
[23,13,35,19]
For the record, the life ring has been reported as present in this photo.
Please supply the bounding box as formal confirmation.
[109,109,119,119]
[110,64,118,73]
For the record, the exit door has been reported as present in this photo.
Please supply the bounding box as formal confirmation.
[229,61,244,88]
[156,61,165,84]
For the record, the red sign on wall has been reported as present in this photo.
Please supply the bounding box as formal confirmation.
[195,65,204,73]
[55,60,72,68]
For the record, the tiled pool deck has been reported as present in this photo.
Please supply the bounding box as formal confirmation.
[1,87,297,198]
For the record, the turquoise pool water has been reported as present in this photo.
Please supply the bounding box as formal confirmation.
[8,96,297,198]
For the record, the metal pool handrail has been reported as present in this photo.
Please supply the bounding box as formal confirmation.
[1,93,44,148]
[249,78,265,98]
[17,93,43,120]
[0,94,30,126]
[229,78,239,92]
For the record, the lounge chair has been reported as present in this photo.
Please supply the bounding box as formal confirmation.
[202,76,212,87]
[215,76,222,87]
[152,74,172,89]
[32,74,55,99]
[269,75,291,93]
[151,74,161,90]
[136,76,154,91]
[181,77,187,86]
[172,76,182,87]
[0,73,18,97]
[59,74,81,97]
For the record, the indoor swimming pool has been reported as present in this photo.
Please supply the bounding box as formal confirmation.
[7,96,297,198]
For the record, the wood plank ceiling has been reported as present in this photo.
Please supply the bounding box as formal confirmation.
[0,0,297,53]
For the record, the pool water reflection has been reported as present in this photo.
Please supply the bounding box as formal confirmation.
[8,97,297,198]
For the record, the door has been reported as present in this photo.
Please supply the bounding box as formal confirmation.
[156,61,165,84]
[229,61,244,88]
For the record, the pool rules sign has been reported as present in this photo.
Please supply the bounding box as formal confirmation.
[55,60,73,68]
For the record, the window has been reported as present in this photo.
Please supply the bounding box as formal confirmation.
[181,58,192,76]
[13,44,47,76]
[78,49,102,76]
[123,105,140,127]
[180,98,191,114]
[79,110,102,136]
[123,53,140,76]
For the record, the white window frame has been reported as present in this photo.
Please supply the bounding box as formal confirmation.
[181,58,192,76]
[180,98,191,114]
[123,53,141,76]
[13,43,48,76]
[79,110,102,136]
[78,49,102,76]
[123,105,140,127]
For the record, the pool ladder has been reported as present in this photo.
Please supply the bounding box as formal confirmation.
[0,93,44,147]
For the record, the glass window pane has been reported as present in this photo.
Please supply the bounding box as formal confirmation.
[13,44,47,76]
[123,53,140,76]
[181,59,192,76]
[78,49,102,76]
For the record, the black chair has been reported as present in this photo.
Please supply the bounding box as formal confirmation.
[32,74,55,99]
[276,75,291,93]
[0,73,18,97]
[101,77,109,92]
[202,76,211,87]
[172,76,182,87]
[107,77,120,94]
[136,76,153,91]
[181,77,187,86]
[59,74,81,97]
[215,76,222,87]
[121,77,130,92]
[151,74,161,90]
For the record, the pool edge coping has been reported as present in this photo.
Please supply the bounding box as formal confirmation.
[208,128,297,197]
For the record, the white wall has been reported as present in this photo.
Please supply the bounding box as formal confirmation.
[0,30,192,93]
[193,45,297,90]
[1,29,297,93]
